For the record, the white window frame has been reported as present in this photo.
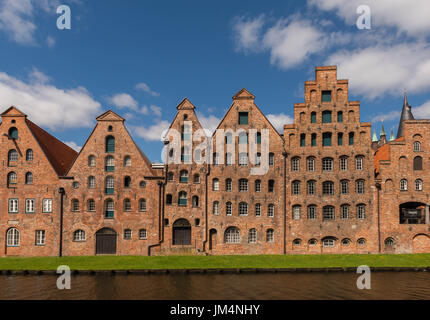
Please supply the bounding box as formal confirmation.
[35,230,45,246]
[43,199,53,213]
[25,199,35,213]
[9,199,18,213]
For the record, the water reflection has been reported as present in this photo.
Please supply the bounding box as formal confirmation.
[1,272,430,300]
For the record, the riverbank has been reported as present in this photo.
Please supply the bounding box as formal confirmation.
[1,254,430,271]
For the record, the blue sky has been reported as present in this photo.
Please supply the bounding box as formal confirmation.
[1,0,430,161]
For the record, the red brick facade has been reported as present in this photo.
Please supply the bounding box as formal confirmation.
[1,66,429,256]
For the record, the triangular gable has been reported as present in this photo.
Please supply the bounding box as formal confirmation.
[1,106,27,117]
[96,110,125,122]
[176,98,195,110]
[233,88,255,100]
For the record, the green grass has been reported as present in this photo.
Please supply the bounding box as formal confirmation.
[0,254,430,271]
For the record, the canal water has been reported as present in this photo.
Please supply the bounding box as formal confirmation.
[1,272,430,300]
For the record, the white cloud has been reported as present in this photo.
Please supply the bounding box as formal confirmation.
[196,112,221,134]
[131,120,171,142]
[327,43,430,99]
[108,93,138,110]
[371,111,401,123]
[0,70,101,130]
[65,141,81,152]
[414,100,430,119]
[135,82,160,97]
[266,113,294,132]
[140,104,162,117]
[233,15,265,52]
[46,35,55,48]
[28,67,50,84]
[308,0,430,37]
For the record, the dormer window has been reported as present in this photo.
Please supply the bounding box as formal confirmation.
[322,91,332,102]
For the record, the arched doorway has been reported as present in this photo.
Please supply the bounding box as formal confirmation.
[95,228,117,254]
[173,219,191,245]
[413,234,430,253]
[209,229,217,250]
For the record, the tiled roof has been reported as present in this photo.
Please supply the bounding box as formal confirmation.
[374,137,405,174]
[26,119,78,176]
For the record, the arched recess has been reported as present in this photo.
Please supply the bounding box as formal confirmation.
[172,218,191,245]
[413,234,430,253]
[209,229,217,250]
[95,228,117,255]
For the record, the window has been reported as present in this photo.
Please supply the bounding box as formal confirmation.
[356,180,365,194]
[357,238,366,246]
[166,194,172,205]
[124,229,132,240]
[323,238,335,247]
[8,172,17,185]
[414,156,423,170]
[105,199,115,218]
[213,178,220,191]
[311,112,316,123]
[193,174,200,184]
[322,181,334,195]
[139,199,147,211]
[225,227,240,244]
[88,176,96,189]
[181,124,191,141]
[307,180,316,195]
[338,133,343,146]
[385,237,395,247]
[268,180,275,192]
[349,132,354,146]
[322,132,332,146]
[357,204,366,219]
[292,205,301,220]
[108,125,113,132]
[341,238,351,246]
[26,149,33,161]
[178,191,187,206]
[25,199,35,213]
[180,170,189,183]
[87,199,95,212]
[340,180,349,194]
[7,228,19,247]
[226,202,232,216]
[300,134,306,147]
[225,132,233,144]
[239,179,248,192]
[323,206,335,220]
[225,179,232,191]
[168,172,174,181]
[268,204,275,217]
[311,133,317,147]
[9,199,18,213]
[9,127,18,139]
[266,229,274,243]
[400,179,408,191]
[291,157,300,171]
[105,135,115,153]
[341,204,350,219]
[239,153,248,166]
[105,176,114,194]
[213,201,219,215]
[255,153,261,166]
[322,157,333,171]
[8,149,18,162]
[124,156,131,167]
[293,239,301,246]
[71,199,80,212]
[255,180,261,192]
[292,180,301,195]
[337,111,343,123]
[248,229,257,243]
[139,229,147,240]
[105,156,115,171]
[35,230,45,246]
[309,239,317,246]
[356,156,364,170]
[414,141,421,152]
[239,112,248,125]
[307,157,315,171]
[256,132,262,144]
[415,179,423,191]
[307,205,316,220]
[192,196,199,207]
[43,199,52,213]
[25,172,33,185]
[213,153,219,165]
[269,153,275,166]
[322,90,332,102]
[124,176,131,188]
[239,202,248,216]
[340,156,348,171]
[88,155,96,167]
[226,153,233,166]
[322,110,332,123]
[181,147,191,162]
[255,203,261,217]
[239,132,248,144]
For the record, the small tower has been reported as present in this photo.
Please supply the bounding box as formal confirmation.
[371,130,379,150]
[396,90,415,139]
[379,121,387,145]
[390,129,395,141]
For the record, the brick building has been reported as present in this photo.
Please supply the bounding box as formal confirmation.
[1,66,429,257]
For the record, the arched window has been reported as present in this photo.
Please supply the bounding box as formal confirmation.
[213,201,219,215]
[323,238,336,247]
[192,196,199,207]
[255,203,261,216]
[139,199,147,211]
[226,202,232,216]
[225,178,232,191]
[322,111,332,123]
[193,174,200,184]
[105,156,115,171]
[356,179,365,194]
[307,157,315,171]
[323,206,335,220]
[307,205,316,219]
[248,229,257,243]
[357,204,366,219]
[166,194,172,205]
[25,172,33,185]
[414,141,421,152]
[400,179,408,191]
[139,229,147,240]
[239,179,248,192]
[415,179,423,191]
[255,179,261,192]
[105,199,115,218]
[292,205,301,220]
[268,204,275,217]
[322,157,333,171]
[88,155,96,167]
[341,204,350,219]
[224,227,240,244]
[322,181,334,195]
[308,239,317,246]
[340,156,348,170]
[291,157,300,171]
[239,202,248,216]
[124,176,131,188]
[225,132,233,144]
[73,230,86,242]
[26,149,33,161]
[266,229,274,243]
[8,172,17,185]
[8,127,18,140]
[88,176,96,188]
[8,149,18,162]
[292,180,301,195]
[340,180,349,194]
[6,228,19,247]
[212,178,219,191]
[268,180,275,192]
[307,180,316,195]
[180,170,188,183]
[87,199,95,211]
[341,238,351,246]
[414,156,423,170]
[178,191,187,206]
[384,237,395,247]
[357,238,366,246]
[269,153,275,166]
[226,152,233,165]
[71,199,80,212]
[239,132,248,144]
[105,176,114,194]
[124,156,131,167]
[355,156,364,170]
[105,135,115,153]
[123,198,131,211]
